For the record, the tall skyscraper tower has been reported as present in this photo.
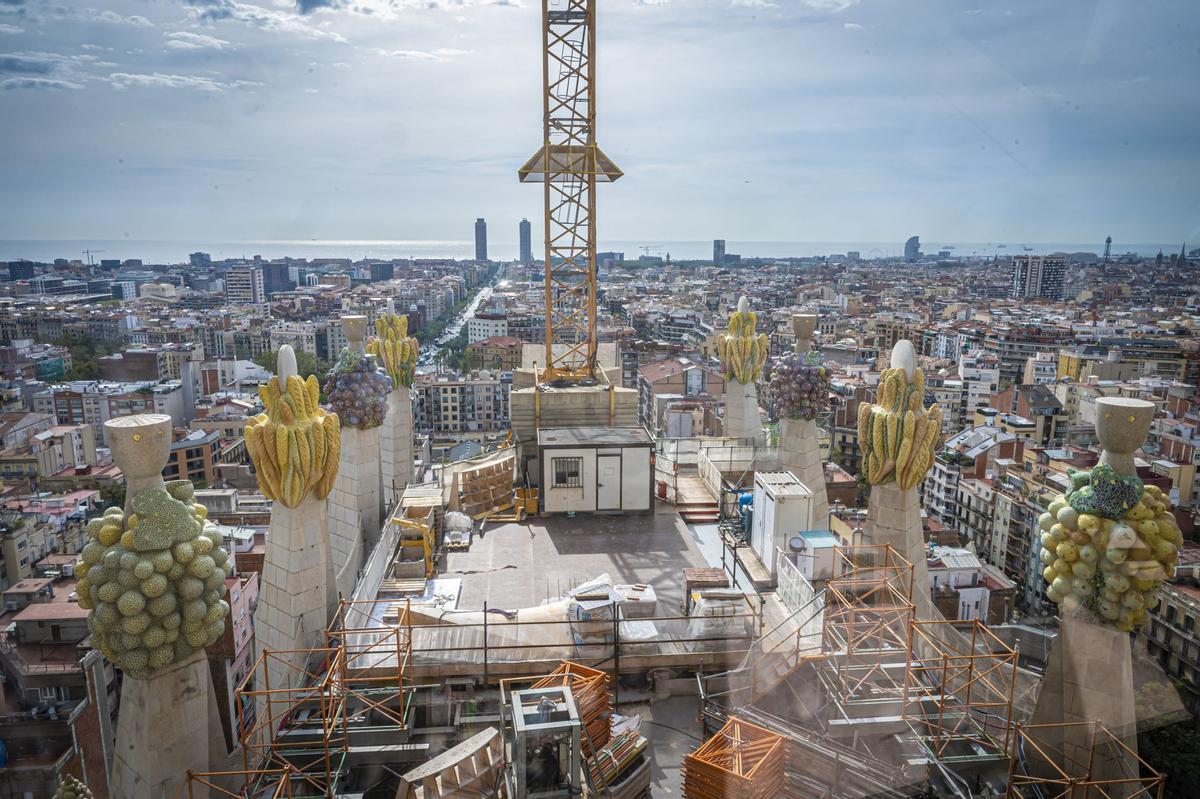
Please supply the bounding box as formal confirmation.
[713,239,726,265]
[475,218,488,261]
[519,218,532,264]
[1010,255,1066,301]
[904,236,921,262]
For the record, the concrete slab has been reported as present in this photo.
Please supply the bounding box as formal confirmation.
[447,501,709,610]
[620,695,705,798]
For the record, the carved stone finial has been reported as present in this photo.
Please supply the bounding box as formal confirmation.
[737,295,749,314]
[342,315,367,353]
[1095,397,1155,477]
[277,344,298,384]
[106,414,172,516]
[792,313,817,354]
[890,339,917,380]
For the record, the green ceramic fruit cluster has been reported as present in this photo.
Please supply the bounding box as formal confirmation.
[52,775,94,799]
[77,480,232,679]
[1039,468,1181,632]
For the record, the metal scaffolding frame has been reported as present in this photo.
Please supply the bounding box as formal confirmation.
[518,0,623,382]
[1007,721,1165,799]
[183,768,296,799]
[902,619,1018,762]
[233,600,412,798]
[820,545,916,701]
[681,716,787,799]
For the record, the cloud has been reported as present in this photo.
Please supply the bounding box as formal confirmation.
[165,31,232,50]
[296,0,343,13]
[843,22,862,30]
[376,47,470,61]
[107,71,263,91]
[0,23,22,33]
[58,8,154,26]
[0,53,56,74]
[183,0,347,42]
[1,76,82,89]
[731,0,777,7]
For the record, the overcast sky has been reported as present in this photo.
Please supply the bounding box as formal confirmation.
[0,0,1197,245]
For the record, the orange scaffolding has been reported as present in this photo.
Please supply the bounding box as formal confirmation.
[820,544,915,701]
[902,619,1018,762]
[1007,721,1165,799]
[233,599,412,799]
[681,717,786,799]
[183,768,296,799]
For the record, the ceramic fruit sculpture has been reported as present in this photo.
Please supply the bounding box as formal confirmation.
[716,297,768,384]
[1039,464,1180,631]
[771,352,831,421]
[857,364,942,489]
[367,312,419,390]
[53,775,93,799]
[323,348,392,430]
[77,481,232,679]
[245,373,341,507]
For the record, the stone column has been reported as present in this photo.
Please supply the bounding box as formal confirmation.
[863,482,932,614]
[327,316,382,600]
[1031,397,1155,780]
[777,313,828,527]
[329,426,379,598]
[110,650,224,799]
[723,380,762,441]
[856,341,940,620]
[106,414,224,799]
[381,385,414,508]
[718,296,767,443]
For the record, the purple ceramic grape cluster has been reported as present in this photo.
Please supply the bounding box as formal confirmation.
[323,350,392,429]
[770,354,831,421]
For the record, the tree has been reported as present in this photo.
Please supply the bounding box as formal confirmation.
[1139,717,1200,797]
[99,483,126,512]
[255,350,328,380]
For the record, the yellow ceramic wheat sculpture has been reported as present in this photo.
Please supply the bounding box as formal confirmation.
[366,312,419,389]
[857,364,941,490]
[245,374,341,507]
[716,297,768,385]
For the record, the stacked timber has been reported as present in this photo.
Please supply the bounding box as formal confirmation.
[682,717,786,799]
[457,456,514,518]
[588,729,648,788]
[532,661,612,755]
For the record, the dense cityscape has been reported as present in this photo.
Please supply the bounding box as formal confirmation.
[2,0,1198,795]
[0,232,1196,797]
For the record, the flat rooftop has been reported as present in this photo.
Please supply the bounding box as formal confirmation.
[537,426,653,448]
[447,503,710,610]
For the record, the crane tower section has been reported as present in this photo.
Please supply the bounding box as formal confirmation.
[519,0,622,383]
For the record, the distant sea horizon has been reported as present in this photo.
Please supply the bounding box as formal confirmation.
[0,238,1181,265]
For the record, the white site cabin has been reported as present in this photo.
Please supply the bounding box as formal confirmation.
[536,427,654,514]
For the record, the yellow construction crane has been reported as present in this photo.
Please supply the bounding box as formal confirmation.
[519,0,622,383]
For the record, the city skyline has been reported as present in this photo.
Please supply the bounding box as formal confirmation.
[1,1,1198,244]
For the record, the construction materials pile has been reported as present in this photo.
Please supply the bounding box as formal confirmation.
[533,661,612,755]
[682,717,786,799]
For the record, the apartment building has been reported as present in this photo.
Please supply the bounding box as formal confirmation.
[33,381,188,446]
[467,312,508,344]
[637,357,725,436]
[413,371,512,439]
[0,573,118,799]
[224,265,266,305]
[1145,574,1200,715]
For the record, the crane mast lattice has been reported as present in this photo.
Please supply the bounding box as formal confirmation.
[519,0,622,383]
